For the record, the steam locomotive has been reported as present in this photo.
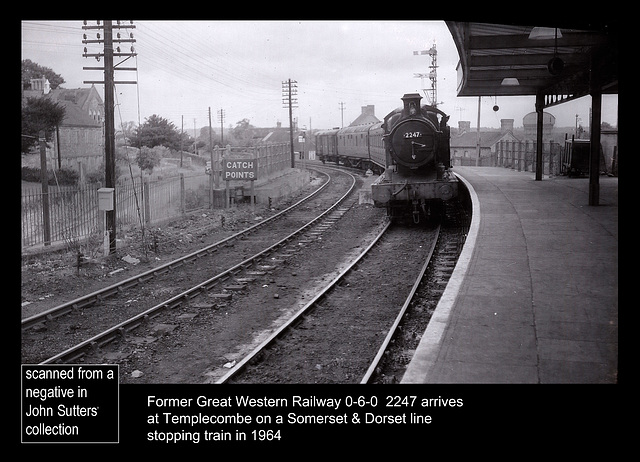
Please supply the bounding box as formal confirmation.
[316,93,458,222]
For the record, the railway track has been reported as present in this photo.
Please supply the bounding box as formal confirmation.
[21,170,332,331]
[365,198,470,383]
[217,221,442,384]
[21,166,362,366]
[217,198,470,384]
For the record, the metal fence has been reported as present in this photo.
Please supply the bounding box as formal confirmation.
[495,139,562,175]
[22,183,99,249]
[21,143,292,252]
[21,172,211,251]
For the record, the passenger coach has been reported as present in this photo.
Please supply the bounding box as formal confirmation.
[316,123,385,174]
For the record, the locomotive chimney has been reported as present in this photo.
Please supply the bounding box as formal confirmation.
[401,93,422,116]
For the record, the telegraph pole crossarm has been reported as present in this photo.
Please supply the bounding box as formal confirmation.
[339,102,346,128]
[82,20,138,254]
[282,79,298,168]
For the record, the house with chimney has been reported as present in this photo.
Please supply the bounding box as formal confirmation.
[450,119,520,166]
[23,77,104,178]
[349,105,380,126]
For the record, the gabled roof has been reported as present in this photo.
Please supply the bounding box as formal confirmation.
[46,86,103,128]
[260,127,290,143]
[451,130,519,149]
[56,101,101,127]
[349,113,380,126]
[349,104,381,126]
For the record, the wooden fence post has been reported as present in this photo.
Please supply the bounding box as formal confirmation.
[517,141,522,171]
[143,178,150,224]
[39,130,51,246]
[180,173,185,215]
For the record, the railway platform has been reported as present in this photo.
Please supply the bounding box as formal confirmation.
[402,167,618,383]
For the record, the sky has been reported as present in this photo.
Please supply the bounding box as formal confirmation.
[21,20,618,134]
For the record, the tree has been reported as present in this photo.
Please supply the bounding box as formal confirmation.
[117,121,138,145]
[21,97,65,153]
[22,59,65,90]
[231,118,257,145]
[197,126,220,151]
[131,114,183,150]
[136,146,163,174]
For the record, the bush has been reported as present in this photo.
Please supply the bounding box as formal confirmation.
[136,146,163,173]
[21,166,79,186]
[184,188,205,210]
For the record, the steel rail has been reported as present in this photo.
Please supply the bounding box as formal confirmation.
[215,219,392,384]
[22,169,334,331]
[39,170,358,365]
[360,223,441,384]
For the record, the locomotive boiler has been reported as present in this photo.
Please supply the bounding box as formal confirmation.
[371,93,458,222]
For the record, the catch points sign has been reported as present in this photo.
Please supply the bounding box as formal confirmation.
[223,158,258,181]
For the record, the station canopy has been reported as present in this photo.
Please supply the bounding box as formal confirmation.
[445,21,618,108]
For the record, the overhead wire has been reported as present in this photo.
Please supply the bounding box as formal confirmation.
[132,23,280,126]
[133,21,399,122]
[134,22,279,99]
[23,20,410,129]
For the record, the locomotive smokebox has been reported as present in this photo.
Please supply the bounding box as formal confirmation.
[386,93,440,169]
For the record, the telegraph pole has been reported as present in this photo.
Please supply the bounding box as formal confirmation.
[208,107,218,189]
[103,22,116,254]
[82,20,137,255]
[282,79,298,168]
[217,108,225,145]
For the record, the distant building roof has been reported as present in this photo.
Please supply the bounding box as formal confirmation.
[451,130,519,149]
[349,105,380,126]
[46,86,104,128]
[24,81,104,128]
[260,125,290,143]
[451,117,520,149]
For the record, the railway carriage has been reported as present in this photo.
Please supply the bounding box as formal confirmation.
[315,128,340,163]
[315,123,385,174]
[367,122,385,173]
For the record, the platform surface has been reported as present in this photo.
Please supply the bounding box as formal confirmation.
[402,167,618,383]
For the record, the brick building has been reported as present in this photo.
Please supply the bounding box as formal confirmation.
[450,119,520,166]
[23,78,105,177]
